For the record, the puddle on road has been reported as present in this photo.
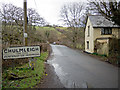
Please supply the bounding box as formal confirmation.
[47,55,80,88]
[52,63,67,77]
[47,51,89,88]
[47,56,68,80]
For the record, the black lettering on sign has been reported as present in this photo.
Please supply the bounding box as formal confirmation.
[4,49,7,53]
[36,48,39,51]
[8,49,11,53]
[3,46,40,59]
[19,48,23,52]
[27,48,29,52]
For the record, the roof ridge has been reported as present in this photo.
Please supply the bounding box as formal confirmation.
[88,15,102,16]
[88,15,120,27]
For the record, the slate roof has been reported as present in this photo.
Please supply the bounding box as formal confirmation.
[89,15,120,28]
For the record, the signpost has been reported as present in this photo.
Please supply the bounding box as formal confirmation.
[3,46,40,59]
[2,0,39,70]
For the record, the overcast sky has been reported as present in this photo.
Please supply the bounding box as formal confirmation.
[0,0,87,26]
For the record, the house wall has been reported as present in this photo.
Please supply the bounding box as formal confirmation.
[94,28,119,55]
[85,18,94,53]
[94,28,110,55]
[119,29,120,39]
[85,17,120,54]
[94,28,120,39]
[112,28,120,39]
[96,39,109,56]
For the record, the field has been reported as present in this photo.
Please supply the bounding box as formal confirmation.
[36,26,62,35]
[36,26,56,31]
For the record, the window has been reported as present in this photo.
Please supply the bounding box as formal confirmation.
[88,26,90,37]
[87,41,89,49]
[101,28,112,35]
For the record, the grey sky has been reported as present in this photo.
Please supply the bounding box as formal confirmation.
[0,0,87,26]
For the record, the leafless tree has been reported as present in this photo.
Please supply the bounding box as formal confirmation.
[0,3,47,46]
[0,4,24,45]
[81,6,93,27]
[60,2,85,48]
[27,8,47,44]
[27,8,46,27]
[60,2,84,27]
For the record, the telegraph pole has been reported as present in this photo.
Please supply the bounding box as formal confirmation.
[23,0,33,69]
[23,0,27,46]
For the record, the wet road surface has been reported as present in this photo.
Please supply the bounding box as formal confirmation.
[47,45,118,88]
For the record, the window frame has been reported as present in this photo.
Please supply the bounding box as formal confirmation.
[88,26,90,37]
[87,41,89,49]
[101,28,112,35]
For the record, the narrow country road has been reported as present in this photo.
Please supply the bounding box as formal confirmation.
[47,45,118,88]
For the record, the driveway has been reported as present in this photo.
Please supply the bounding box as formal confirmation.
[47,45,118,88]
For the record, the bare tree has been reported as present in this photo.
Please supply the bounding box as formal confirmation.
[27,8,46,27]
[60,2,85,48]
[0,4,24,45]
[81,6,93,27]
[88,0,120,25]
[0,3,47,46]
[27,8,47,44]
[60,2,84,27]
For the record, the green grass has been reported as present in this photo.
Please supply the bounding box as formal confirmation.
[92,53,107,57]
[56,27,68,31]
[36,26,56,31]
[36,26,62,36]
[2,52,48,88]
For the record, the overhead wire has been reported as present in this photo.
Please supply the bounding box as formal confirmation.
[33,0,38,11]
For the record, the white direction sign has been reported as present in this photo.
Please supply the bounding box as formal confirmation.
[3,46,40,59]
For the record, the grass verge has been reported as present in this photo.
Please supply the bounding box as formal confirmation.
[91,53,119,66]
[2,52,48,88]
